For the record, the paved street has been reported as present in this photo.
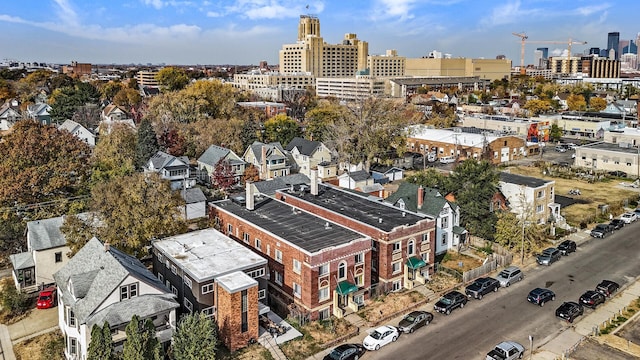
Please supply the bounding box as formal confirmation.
[317,222,640,360]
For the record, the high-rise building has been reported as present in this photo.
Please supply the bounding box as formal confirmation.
[608,32,620,60]
[589,47,601,55]
[367,49,405,77]
[278,15,368,77]
[623,40,637,55]
[536,47,549,59]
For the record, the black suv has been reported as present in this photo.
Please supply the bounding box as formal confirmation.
[596,280,620,297]
[557,240,576,255]
[610,219,625,230]
[434,291,468,315]
[590,224,614,238]
[527,288,556,307]
[536,247,561,266]
[579,290,606,309]
[465,277,500,300]
[556,301,584,323]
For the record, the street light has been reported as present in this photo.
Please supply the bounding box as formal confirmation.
[529,335,533,360]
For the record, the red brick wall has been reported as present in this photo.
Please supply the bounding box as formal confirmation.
[216,284,259,352]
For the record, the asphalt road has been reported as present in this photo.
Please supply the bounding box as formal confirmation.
[364,222,640,360]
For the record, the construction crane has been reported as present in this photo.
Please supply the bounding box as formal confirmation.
[512,32,587,74]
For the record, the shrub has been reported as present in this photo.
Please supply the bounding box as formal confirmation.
[0,279,31,317]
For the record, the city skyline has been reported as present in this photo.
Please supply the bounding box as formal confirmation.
[1,0,639,66]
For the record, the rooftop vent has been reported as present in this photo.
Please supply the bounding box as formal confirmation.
[378,217,383,224]
[324,222,332,229]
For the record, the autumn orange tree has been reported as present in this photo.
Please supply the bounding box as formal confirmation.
[0,120,93,209]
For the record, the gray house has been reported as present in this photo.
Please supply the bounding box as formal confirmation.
[197,145,246,185]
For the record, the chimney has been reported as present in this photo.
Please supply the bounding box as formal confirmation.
[417,185,424,210]
[246,182,255,211]
[104,242,110,252]
[261,145,267,180]
[310,169,318,195]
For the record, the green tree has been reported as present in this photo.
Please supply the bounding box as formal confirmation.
[589,97,607,112]
[523,99,551,116]
[113,87,142,109]
[446,159,498,240]
[92,123,137,184]
[123,316,162,360]
[0,278,31,317]
[407,168,447,189]
[49,82,101,124]
[171,312,218,360]
[100,81,124,102]
[60,212,98,257]
[156,67,189,92]
[135,119,159,170]
[566,94,587,111]
[494,210,546,259]
[87,321,114,360]
[549,123,563,142]
[0,120,92,208]
[304,100,348,142]
[263,114,301,145]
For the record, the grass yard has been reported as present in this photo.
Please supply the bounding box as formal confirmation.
[507,166,640,227]
[280,318,356,360]
[357,290,425,323]
[13,331,64,360]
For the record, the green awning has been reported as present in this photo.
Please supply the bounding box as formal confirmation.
[452,226,468,235]
[335,281,358,295]
[406,256,427,270]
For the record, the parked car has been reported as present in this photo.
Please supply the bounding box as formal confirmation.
[465,277,500,300]
[362,325,399,351]
[579,290,606,309]
[607,170,627,178]
[496,266,524,287]
[590,224,613,238]
[527,288,556,307]
[397,310,433,334]
[610,219,625,230]
[566,143,578,150]
[486,341,526,360]
[36,286,57,309]
[536,247,561,266]
[554,145,567,152]
[596,280,620,297]
[620,212,637,224]
[557,240,577,255]
[324,344,366,360]
[634,208,640,217]
[555,301,584,323]
[434,291,468,315]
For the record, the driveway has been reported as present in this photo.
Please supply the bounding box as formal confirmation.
[8,307,58,343]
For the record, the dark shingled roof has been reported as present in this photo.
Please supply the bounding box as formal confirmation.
[211,197,367,254]
[285,137,322,156]
[279,184,429,232]
[385,182,456,217]
[182,187,207,204]
[197,145,244,167]
[499,172,552,188]
[344,170,371,182]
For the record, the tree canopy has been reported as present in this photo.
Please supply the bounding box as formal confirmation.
[92,123,137,184]
[155,67,190,92]
[589,97,607,112]
[263,114,301,145]
[87,321,114,360]
[135,119,160,170]
[123,315,162,360]
[171,312,218,360]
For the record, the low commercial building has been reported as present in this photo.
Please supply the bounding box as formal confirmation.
[460,114,551,143]
[315,76,386,100]
[574,142,640,178]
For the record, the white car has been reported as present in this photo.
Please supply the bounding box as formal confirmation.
[486,341,525,360]
[620,212,637,224]
[362,325,399,351]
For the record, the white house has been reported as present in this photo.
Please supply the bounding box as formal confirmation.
[59,119,96,146]
[53,238,179,360]
[145,151,194,190]
[284,137,332,177]
[181,187,207,220]
[337,170,374,190]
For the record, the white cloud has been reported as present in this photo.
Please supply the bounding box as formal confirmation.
[141,0,165,10]
[371,0,417,21]
[206,11,222,17]
[53,0,80,27]
[574,4,611,16]
[223,0,324,20]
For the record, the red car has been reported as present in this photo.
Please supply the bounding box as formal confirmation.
[37,286,57,309]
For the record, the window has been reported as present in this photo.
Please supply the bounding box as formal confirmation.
[69,337,77,355]
[68,308,76,327]
[55,252,62,263]
[247,268,265,278]
[319,307,331,320]
[392,280,402,291]
[258,289,266,300]
[171,285,177,296]
[441,233,448,246]
[407,240,415,256]
[392,262,401,274]
[421,252,430,263]
[441,216,449,228]
[241,290,248,332]
[354,253,364,264]
[318,264,329,277]
[274,271,283,285]
[157,253,164,263]
[255,238,261,250]
[354,272,364,286]
[227,224,233,235]
[184,276,192,289]
[338,261,347,280]
[318,287,329,302]
[423,233,430,242]
[293,282,301,298]
[184,298,193,313]
[202,306,215,318]
[120,283,138,301]
[293,259,301,274]
[354,294,364,305]
[171,264,177,275]
[392,242,401,253]
[275,249,283,263]
[202,283,214,295]
[243,232,250,243]
[536,204,543,213]
[266,244,270,256]
[537,190,545,198]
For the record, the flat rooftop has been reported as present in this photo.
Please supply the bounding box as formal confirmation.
[499,172,552,188]
[280,185,428,232]
[212,197,367,254]
[153,228,267,282]
[578,142,640,155]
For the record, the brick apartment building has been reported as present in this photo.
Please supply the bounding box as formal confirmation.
[209,183,372,320]
[275,174,436,295]
[152,229,268,351]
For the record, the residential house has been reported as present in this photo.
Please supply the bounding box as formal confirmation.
[26,103,52,125]
[385,183,466,255]
[181,187,207,220]
[9,215,77,292]
[316,161,338,181]
[498,172,561,225]
[276,178,436,294]
[59,119,96,146]
[243,141,290,180]
[209,183,372,320]
[370,165,404,183]
[152,228,268,351]
[145,151,194,190]
[101,104,128,122]
[0,99,21,131]
[284,137,332,177]
[197,145,246,185]
[337,170,374,190]
[54,238,179,360]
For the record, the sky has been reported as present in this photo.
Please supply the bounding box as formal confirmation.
[0,0,639,66]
